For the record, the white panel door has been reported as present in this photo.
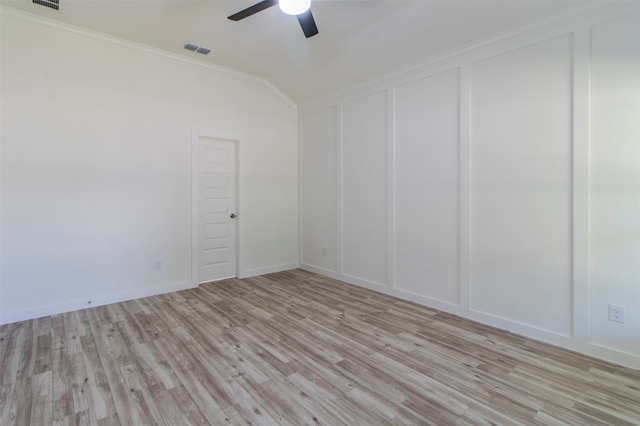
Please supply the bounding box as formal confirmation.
[198,137,237,283]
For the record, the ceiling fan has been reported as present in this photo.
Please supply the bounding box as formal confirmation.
[228,0,319,38]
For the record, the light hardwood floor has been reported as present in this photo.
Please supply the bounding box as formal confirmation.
[1,269,639,425]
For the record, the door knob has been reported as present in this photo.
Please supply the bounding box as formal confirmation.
[230,213,237,219]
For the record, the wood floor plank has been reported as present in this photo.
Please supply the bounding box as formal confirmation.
[166,384,209,425]
[51,340,74,421]
[5,377,33,425]
[78,333,118,421]
[85,311,150,425]
[225,396,281,426]
[29,370,53,424]
[342,387,423,425]
[1,269,639,425]
[152,336,230,424]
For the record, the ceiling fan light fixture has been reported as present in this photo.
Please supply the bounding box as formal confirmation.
[278,0,310,15]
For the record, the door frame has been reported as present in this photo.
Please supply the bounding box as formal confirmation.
[191,129,240,286]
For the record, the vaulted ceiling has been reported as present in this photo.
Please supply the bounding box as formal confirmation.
[2,0,606,105]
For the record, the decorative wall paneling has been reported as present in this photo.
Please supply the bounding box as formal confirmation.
[342,92,388,287]
[589,12,640,357]
[300,6,640,369]
[469,34,573,336]
[395,70,460,305]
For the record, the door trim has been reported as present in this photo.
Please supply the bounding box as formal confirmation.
[191,129,240,286]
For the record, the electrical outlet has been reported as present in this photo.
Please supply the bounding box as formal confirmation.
[154,259,162,271]
[609,304,625,323]
[322,248,327,257]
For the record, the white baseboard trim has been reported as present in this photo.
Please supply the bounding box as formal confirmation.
[239,262,299,279]
[299,265,640,371]
[341,272,388,291]
[299,263,340,279]
[0,280,195,325]
[303,263,460,312]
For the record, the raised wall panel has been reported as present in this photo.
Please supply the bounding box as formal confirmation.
[469,35,573,335]
[342,92,388,285]
[395,70,460,304]
[589,12,640,354]
[301,107,339,272]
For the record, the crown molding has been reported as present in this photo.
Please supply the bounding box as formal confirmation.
[0,6,298,110]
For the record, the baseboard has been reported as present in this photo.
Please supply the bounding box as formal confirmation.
[302,263,462,312]
[299,265,640,371]
[299,263,340,279]
[0,280,195,325]
[239,262,299,279]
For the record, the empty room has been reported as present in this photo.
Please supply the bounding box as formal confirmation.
[1,0,639,424]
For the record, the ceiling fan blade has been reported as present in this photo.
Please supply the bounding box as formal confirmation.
[228,0,278,21]
[297,9,319,38]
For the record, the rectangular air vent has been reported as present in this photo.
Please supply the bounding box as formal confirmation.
[183,43,198,52]
[183,42,211,55]
[33,0,59,10]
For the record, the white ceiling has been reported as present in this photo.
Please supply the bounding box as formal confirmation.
[2,0,609,105]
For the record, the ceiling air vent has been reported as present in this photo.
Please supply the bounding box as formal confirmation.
[33,0,59,10]
[183,42,211,55]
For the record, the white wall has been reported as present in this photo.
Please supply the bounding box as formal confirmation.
[300,6,640,369]
[0,10,299,324]
[342,92,388,287]
[590,12,640,357]
[395,70,460,304]
[469,35,573,335]
[300,106,338,272]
